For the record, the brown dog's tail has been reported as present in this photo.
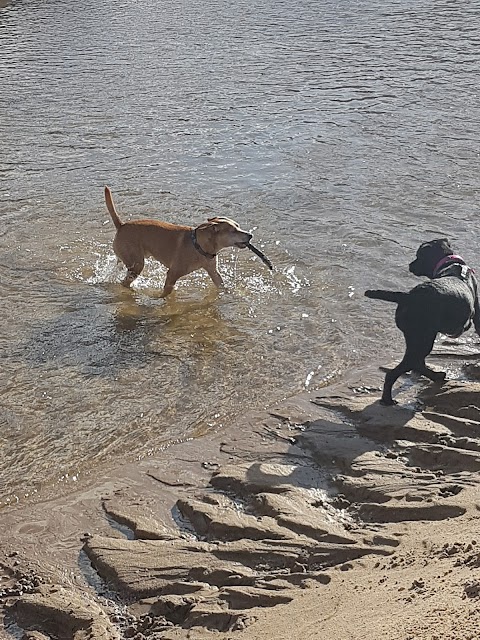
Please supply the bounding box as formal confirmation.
[365,289,408,304]
[104,186,122,229]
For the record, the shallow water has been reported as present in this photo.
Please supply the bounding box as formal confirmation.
[1,0,480,506]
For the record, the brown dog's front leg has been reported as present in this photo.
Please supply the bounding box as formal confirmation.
[160,270,180,298]
[205,263,224,288]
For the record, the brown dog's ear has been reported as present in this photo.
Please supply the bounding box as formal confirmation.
[206,217,224,232]
[208,216,234,224]
[196,220,219,232]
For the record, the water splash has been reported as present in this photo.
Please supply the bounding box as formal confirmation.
[284,265,309,294]
[85,252,122,285]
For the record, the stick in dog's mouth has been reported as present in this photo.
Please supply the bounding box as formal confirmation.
[246,242,273,271]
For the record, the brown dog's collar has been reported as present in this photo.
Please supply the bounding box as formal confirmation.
[191,229,216,260]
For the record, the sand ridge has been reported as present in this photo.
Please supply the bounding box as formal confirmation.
[1,362,480,639]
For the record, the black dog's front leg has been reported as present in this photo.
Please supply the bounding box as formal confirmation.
[474,298,480,336]
[470,276,480,335]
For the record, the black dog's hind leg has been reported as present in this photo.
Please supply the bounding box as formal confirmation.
[415,363,446,382]
[381,332,439,405]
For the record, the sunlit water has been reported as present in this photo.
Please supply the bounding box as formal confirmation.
[1,0,480,507]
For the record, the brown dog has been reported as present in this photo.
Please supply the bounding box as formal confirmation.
[104,187,252,296]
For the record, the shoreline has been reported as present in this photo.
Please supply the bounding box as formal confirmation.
[2,358,480,639]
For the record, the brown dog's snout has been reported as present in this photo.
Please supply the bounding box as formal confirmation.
[235,227,252,241]
[236,232,252,248]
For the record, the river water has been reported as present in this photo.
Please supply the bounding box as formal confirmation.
[1,0,480,507]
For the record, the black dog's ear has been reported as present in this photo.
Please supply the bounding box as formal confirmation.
[440,237,451,248]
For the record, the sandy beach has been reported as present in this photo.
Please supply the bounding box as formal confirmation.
[2,2,480,638]
[2,352,480,640]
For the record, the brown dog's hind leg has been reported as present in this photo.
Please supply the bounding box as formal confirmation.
[120,257,144,288]
[113,237,144,288]
[122,269,140,288]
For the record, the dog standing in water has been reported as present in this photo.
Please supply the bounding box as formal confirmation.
[365,238,480,405]
[104,186,252,297]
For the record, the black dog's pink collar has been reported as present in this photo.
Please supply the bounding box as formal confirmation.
[432,254,466,278]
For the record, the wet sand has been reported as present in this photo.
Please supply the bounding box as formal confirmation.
[2,356,480,639]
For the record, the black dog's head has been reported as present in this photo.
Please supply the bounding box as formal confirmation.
[409,238,453,278]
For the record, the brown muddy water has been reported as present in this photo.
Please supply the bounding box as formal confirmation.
[1,0,480,507]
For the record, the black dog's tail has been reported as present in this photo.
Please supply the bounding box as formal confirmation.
[365,289,408,304]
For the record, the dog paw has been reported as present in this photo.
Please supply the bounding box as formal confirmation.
[432,371,447,382]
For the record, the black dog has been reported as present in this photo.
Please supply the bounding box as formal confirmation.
[365,238,480,405]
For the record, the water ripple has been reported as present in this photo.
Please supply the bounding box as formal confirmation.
[1,0,480,506]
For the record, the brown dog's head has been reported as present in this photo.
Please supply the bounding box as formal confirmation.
[198,217,252,252]
[409,238,453,278]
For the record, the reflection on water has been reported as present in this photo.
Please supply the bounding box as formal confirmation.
[1,0,480,506]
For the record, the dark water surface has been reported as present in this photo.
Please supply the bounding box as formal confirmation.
[1,0,480,506]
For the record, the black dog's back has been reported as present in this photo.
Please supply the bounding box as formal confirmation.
[366,280,474,336]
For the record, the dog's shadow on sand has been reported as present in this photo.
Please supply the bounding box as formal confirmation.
[238,372,447,500]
